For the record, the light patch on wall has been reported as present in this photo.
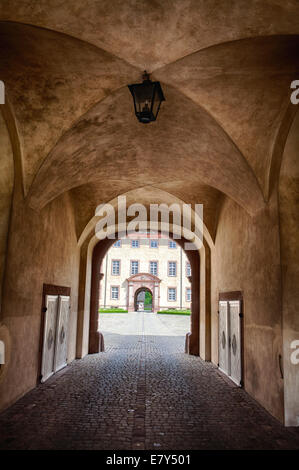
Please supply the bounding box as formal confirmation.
[0,81,4,104]
[0,340,4,364]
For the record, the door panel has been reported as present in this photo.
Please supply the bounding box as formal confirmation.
[218,296,242,386]
[54,295,70,372]
[41,295,58,382]
[229,300,242,385]
[218,301,230,375]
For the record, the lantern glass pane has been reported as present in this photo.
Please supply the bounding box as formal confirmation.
[134,83,154,104]
[152,88,161,119]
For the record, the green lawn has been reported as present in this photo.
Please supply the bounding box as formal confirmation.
[99,308,128,313]
[157,309,191,315]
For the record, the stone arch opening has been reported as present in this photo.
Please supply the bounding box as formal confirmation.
[126,272,161,313]
[86,230,203,357]
[134,286,153,312]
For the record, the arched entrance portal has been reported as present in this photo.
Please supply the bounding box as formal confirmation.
[134,287,153,312]
[127,273,160,312]
[87,231,204,357]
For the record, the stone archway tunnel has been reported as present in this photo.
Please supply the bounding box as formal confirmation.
[0,0,299,450]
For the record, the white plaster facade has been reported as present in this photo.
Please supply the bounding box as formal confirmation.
[99,234,192,311]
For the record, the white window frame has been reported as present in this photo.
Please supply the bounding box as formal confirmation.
[131,260,139,275]
[111,259,120,275]
[168,261,177,277]
[186,288,191,302]
[186,262,191,277]
[111,286,119,300]
[168,288,176,301]
[149,261,158,276]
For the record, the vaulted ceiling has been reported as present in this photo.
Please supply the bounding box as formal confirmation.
[0,0,298,241]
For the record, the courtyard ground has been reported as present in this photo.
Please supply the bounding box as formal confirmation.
[0,312,298,450]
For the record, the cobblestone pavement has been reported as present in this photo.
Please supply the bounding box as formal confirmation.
[0,312,299,450]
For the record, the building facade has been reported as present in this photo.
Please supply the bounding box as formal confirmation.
[99,234,191,312]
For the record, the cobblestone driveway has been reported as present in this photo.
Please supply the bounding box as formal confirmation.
[0,312,298,450]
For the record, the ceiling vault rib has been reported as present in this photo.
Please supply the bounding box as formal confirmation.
[0,20,142,74]
[151,33,299,75]
[1,97,25,198]
[1,8,297,223]
[154,81,266,203]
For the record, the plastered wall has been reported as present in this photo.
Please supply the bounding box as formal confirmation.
[279,111,299,426]
[0,112,14,310]
[212,196,284,422]
[0,190,79,411]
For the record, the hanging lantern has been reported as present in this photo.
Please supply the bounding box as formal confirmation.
[128,71,165,123]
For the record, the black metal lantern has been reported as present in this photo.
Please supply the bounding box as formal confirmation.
[128,71,165,123]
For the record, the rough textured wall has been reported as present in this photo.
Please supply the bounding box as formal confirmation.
[0,191,79,411]
[279,111,299,426]
[212,196,284,422]
[0,112,14,310]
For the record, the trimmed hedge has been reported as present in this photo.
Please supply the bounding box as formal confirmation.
[157,310,191,315]
[99,308,128,313]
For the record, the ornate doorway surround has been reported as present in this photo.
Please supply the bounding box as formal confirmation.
[127,273,161,312]
[135,287,153,312]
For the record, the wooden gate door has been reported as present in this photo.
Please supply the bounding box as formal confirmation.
[54,295,70,373]
[218,293,243,386]
[40,284,71,383]
[228,300,242,385]
[41,295,59,383]
[218,300,230,375]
